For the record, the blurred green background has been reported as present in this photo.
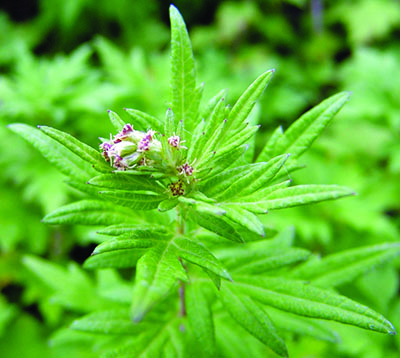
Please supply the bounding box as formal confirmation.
[0,0,399,357]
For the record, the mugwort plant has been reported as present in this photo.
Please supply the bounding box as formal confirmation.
[9,5,398,357]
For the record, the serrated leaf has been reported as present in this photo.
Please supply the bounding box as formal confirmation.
[108,110,126,131]
[234,248,310,274]
[235,276,396,334]
[43,200,136,225]
[267,307,339,343]
[213,154,289,200]
[8,123,97,180]
[189,208,243,243]
[98,224,170,238]
[124,108,163,132]
[98,190,166,210]
[220,206,265,237]
[273,92,351,159]
[219,284,288,357]
[186,282,216,356]
[158,198,179,212]
[92,239,158,255]
[290,242,400,288]
[71,309,146,335]
[84,248,147,269]
[169,5,197,131]
[200,144,249,179]
[89,173,165,193]
[38,126,110,172]
[173,236,231,280]
[257,125,284,162]
[226,69,275,134]
[131,242,187,322]
[237,184,355,214]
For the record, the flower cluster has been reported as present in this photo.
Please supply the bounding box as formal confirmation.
[168,135,187,149]
[169,180,185,196]
[100,124,161,170]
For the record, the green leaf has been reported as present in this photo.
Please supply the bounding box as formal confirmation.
[186,282,216,356]
[169,5,197,131]
[84,248,147,269]
[8,123,97,180]
[188,208,243,243]
[290,242,400,288]
[158,198,179,212]
[234,248,310,274]
[237,184,355,213]
[98,190,166,210]
[92,239,159,255]
[172,236,232,280]
[98,224,170,238]
[71,309,147,335]
[131,242,187,322]
[219,284,288,357]
[213,154,289,200]
[89,173,165,193]
[201,144,249,179]
[235,276,396,334]
[108,110,126,131]
[43,200,136,225]
[124,108,163,132]
[257,125,283,162]
[273,92,351,159]
[220,206,265,238]
[226,69,275,134]
[267,307,339,343]
[38,125,110,172]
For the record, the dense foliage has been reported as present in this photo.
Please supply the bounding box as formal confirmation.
[1,1,400,357]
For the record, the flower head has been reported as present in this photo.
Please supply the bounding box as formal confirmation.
[168,135,187,149]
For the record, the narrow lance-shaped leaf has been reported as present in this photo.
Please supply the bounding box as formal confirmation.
[219,284,288,357]
[42,200,136,226]
[8,123,96,180]
[169,5,197,131]
[257,125,283,162]
[186,282,216,357]
[108,110,126,131]
[38,126,110,171]
[290,242,400,288]
[239,184,355,214]
[266,307,339,343]
[124,108,163,132]
[71,309,148,335]
[235,276,396,334]
[131,242,187,322]
[172,236,232,280]
[273,92,351,159]
[226,69,275,134]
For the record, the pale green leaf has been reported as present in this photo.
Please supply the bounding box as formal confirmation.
[43,200,136,225]
[226,69,275,134]
[267,307,339,343]
[169,5,197,131]
[290,242,400,288]
[71,309,147,335]
[257,125,283,162]
[186,282,216,356]
[38,125,110,172]
[219,284,288,357]
[8,123,96,180]
[235,276,396,334]
[131,242,187,322]
[273,92,351,158]
[108,110,126,131]
[124,108,163,132]
[173,236,232,280]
